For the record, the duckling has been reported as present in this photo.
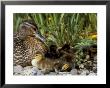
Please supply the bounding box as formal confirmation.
[58,44,75,63]
[32,53,72,74]
[58,44,76,71]
[31,54,62,74]
[13,20,47,67]
[45,44,60,59]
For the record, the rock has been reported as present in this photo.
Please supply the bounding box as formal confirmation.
[13,65,23,74]
[77,70,82,75]
[36,70,44,75]
[89,71,97,76]
[79,64,84,69]
[86,70,90,75]
[86,55,90,59]
[13,65,49,76]
[23,66,33,70]
[30,67,39,75]
[94,55,97,61]
[80,69,90,75]
[80,70,86,75]
[92,67,97,73]
[93,64,97,67]
[13,72,21,75]
[13,64,96,76]
[58,72,71,75]
[93,61,97,64]
[22,66,38,76]
[47,72,58,75]
[70,69,77,75]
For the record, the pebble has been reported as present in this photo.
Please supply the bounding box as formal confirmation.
[89,71,97,76]
[13,65,96,76]
[70,69,77,75]
[94,56,97,61]
[80,69,90,75]
[13,65,23,73]
[22,66,35,76]
[36,70,44,75]
[79,64,84,69]
[47,72,58,75]
[58,72,70,75]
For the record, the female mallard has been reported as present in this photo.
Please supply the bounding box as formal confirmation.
[13,20,47,67]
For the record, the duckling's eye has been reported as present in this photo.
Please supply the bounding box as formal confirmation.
[36,54,38,56]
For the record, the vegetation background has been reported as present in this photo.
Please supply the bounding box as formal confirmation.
[13,13,97,47]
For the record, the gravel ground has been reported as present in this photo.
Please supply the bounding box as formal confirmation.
[13,65,97,76]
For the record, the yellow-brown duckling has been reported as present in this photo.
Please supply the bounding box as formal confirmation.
[31,53,71,74]
[31,53,61,74]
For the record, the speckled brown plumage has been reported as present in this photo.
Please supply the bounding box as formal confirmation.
[13,20,47,67]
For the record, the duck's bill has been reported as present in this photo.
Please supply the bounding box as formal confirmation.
[35,33,46,42]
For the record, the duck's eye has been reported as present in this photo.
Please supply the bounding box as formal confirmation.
[36,31,42,35]
[33,28,37,31]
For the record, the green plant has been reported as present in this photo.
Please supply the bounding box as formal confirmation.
[13,13,97,48]
[74,38,96,49]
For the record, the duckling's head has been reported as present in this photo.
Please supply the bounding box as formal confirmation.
[31,54,44,66]
[18,20,46,42]
[34,54,44,61]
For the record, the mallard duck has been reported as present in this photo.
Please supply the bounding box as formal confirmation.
[13,20,47,67]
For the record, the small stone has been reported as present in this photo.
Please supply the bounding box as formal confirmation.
[93,67,97,73]
[80,69,90,75]
[94,56,97,61]
[93,64,97,67]
[22,66,37,76]
[70,69,77,75]
[13,65,23,73]
[86,70,90,75]
[89,72,97,76]
[80,71,86,75]
[86,55,90,59]
[84,59,87,62]
[77,70,82,75]
[37,70,44,75]
[13,72,21,75]
[31,67,38,75]
[48,72,58,75]
[58,72,70,75]
[79,64,84,69]
[23,66,33,70]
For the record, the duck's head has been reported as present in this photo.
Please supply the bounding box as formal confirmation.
[18,20,46,42]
